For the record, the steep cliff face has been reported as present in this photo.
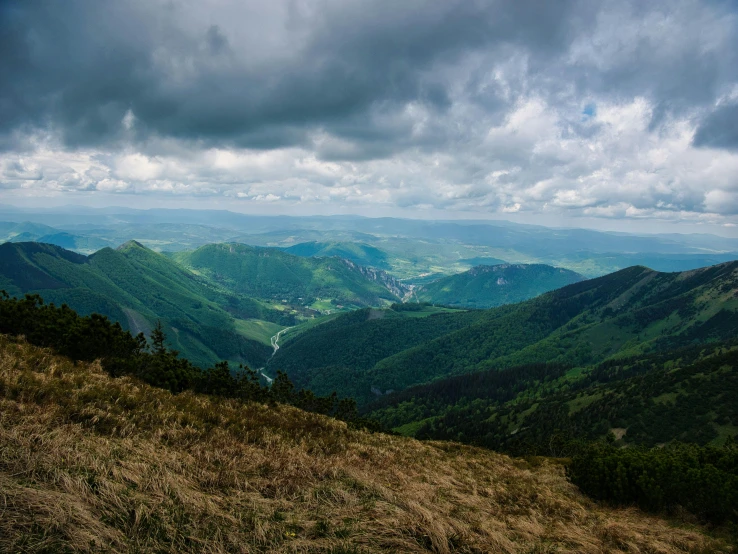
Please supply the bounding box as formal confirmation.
[341,258,411,299]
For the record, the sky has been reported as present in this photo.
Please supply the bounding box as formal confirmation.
[2,0,738,235]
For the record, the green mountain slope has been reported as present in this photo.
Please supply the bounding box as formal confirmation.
[268,304,482,397]
[171,243,406,309]
[270,262,738,405]
[284,241,391,269]
[367,339,738,453]
[415,263,585,308]
[0,241,281,367]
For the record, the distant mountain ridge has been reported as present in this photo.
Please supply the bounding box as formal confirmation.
[171,243,406,308]
[415,263,585,308]
[283,240,391,269]
[3,209,738,278]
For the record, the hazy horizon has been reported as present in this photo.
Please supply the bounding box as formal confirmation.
[4,200,738,239]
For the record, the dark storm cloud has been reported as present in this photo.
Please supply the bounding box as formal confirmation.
[693,101,738,150]
[3,0,738,229]
[4,0,736,158]
[0,0,592,153]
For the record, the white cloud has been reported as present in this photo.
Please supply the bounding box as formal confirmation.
[2,0,738,233]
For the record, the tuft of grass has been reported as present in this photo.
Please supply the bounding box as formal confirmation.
[0,334,732,553]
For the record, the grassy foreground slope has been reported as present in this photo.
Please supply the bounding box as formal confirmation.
[415,263,585,308]
[0,336,729,554]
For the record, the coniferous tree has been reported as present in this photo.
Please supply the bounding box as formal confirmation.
[151,320,167,356]
[271,371,295,403]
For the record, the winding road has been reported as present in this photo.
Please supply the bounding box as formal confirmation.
[257,326,293,384]
[270,326,293,358]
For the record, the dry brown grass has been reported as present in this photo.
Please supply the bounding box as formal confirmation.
[0,334,731,553]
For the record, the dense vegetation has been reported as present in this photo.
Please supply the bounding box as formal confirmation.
[368,341,737,450]
[269,304,483,401]
[568,442,738,526]
[415,263,584,308]
[0,241,287,368]
[171,242,405,308]
[0,291,365,425]
[274,262,738,405]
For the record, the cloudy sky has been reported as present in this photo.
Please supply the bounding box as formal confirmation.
[2,0,738,234]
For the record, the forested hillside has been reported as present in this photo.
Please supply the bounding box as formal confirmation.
[368,340,738,451]
[271,262,738,404]
[414,263,585,308]
[269,304,481,398]
[171,242,406,309]
[283,240,392,269]
[0,241,284,367]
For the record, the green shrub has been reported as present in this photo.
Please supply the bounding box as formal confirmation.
[567,441,738,525]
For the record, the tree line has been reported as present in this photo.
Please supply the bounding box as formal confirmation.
[0,292,375,428]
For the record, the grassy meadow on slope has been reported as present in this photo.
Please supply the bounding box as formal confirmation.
[414,263,585,308]
[1,335,730,553]
[271,262,738,404]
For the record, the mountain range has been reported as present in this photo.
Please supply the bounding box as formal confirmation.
[0,241,282,368]
[170,242,406,310]
[3,206,738,279]
[2,232,737,457]
[1,234,737,543]
[269,262,738,411]
[0,240,599,368]
[0,240,418,367]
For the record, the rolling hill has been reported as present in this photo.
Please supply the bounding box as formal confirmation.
[414,263,585,308]
[269,261,738,405]
[283,240,392,269]
[170,243,407,310]
[1,334,728,553]
[0,221,113,253]
[0,241,283,368]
